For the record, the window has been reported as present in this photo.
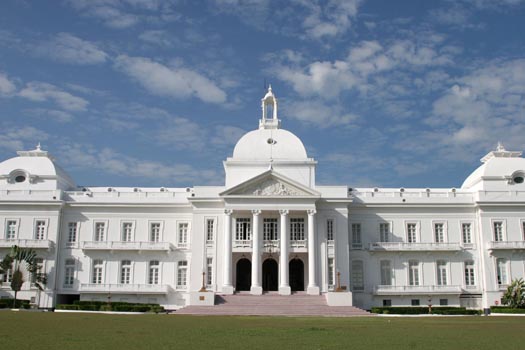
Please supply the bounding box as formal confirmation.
[64,259,75,288]
[411,299,420,306]
[263,218,278,241]
[379,223,390,242]
[35,220,46,240]
[94,222,106,242]
[92,260,103,284]
[408,260,420,286]
[493,221,504,242]
[328,257,335,288]
[383,299,392,307]
[148,261,160,285]
[31,258,44,284]
[434,223,445,243]
[235,218,251,241]
[496,258,508,285]
[290,218,305,241]
[440,299,448,306]
[326,219,334,242]
[465,261,476,287]
[177,261,188,287]
[406,223,417,243]
[178,223,188,245]
[462,223,472,244]
[122,222,133,242]
[67,222,78,245]
[120,260,131,284]
[206,258,213,286]
[436,260,447,286]
[351,223,362,249]
[206,219,215,242]
[6,220,17,239]
[380,260,392,286]
[150,222,161,242]
[351,260,364,291]
[3,268,12,283]
[522,221,525,240]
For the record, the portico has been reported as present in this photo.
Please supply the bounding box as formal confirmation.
[221,205,321,296]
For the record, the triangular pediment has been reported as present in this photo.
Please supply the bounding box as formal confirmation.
[220,170,319,197]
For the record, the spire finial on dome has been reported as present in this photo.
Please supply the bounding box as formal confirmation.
[36,142,41,151]
[259,84,281,129]
[480,142,522,163]
[496,141,505,152]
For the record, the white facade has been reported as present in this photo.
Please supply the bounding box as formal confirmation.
[1,88,525,311]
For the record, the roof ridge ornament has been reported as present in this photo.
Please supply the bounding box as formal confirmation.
[480,142,522,163]
[259,85,281,130]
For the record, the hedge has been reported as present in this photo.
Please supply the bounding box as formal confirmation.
[0,299,31,309]
[371,306,481,315]
[57,301,165,313]
[490,306,525,314]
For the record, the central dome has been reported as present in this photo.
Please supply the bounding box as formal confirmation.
[232,128,308,160]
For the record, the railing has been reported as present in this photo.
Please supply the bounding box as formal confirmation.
[350,243,363,250]
[177,242,188,249]
[0,239,52,249]
[233,240,252,248]
[81,241,173,251]
[290,240,307,248]
[80,283,169,294]
[368,242,462,251]
[373,285,463,295]
[263,240,279,249]
[489,241,525,250]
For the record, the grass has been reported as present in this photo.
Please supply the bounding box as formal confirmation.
[1,311,524,350]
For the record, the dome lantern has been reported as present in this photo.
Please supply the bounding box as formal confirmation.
[259,85,281,130]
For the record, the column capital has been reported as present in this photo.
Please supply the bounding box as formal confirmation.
[251,209,262,216]
[224,209,233,216]
[307,209,317,216]
[279,209,289,216]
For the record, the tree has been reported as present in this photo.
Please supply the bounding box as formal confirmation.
[0,245,47,308]
[502,278,525,308]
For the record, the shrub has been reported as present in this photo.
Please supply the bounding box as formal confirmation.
[490,306,525,314]
[502,278,525,308]
[371,306,480,315]
[56,304,80,310]
[0,299,30,309]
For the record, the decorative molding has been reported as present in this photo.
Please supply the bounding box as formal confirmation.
[224,209,233,216]
[251,210,262,216]
[279,209,289,216]
[249,179,303,196]
[307,209,317,216]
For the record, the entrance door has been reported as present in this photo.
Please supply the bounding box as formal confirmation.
[236,258,251,291]
[262,258,278,291]
[289,258,304,292]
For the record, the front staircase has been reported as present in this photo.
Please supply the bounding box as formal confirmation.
[176,293,371,317]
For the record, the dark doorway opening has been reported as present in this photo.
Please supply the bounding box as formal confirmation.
[262,258,278,292]
[236,258,251,291]
[289,258,304,292]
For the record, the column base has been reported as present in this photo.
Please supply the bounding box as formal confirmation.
[221,285,234,295]
[307,285,320,295]
[250,285,263,295]
[279,286,291,295]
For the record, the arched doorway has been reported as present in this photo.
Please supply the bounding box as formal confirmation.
[262,258,278,292]
[236,258,251,291]
[289,258,304,292]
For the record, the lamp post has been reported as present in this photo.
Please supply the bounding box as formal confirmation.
[335,270,344,292]
[199,270,207,292]
[427,296,432,314]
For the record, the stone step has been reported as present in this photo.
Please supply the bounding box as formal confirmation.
[176,293,371,317]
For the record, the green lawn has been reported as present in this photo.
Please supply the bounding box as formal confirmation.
[1,311,524,350]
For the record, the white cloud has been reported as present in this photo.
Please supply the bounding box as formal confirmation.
[114,55,227,104]
[64,0,180,28]
[35,33,108,65]
[0,72,16,96]
[300,0,362,39]
[24,108,74,123]
[285,99,359,127]
[138,30,174,47]
[210,125,246,147]
[0,126,49,152]
[18,82,89,111]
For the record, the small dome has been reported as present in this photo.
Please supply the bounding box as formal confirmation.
[461,144,525,189]
[0,145,75,190]
[232,128,308,160]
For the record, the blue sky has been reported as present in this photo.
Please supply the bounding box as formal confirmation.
[1,0,524,188]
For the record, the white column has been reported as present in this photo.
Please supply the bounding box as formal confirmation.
[251,210,262,295]
[307,209,320,295]
[279,209,291,295]
[222,209,234,294]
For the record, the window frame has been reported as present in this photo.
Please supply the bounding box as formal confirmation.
[177,221,190,246]
[326,218,335,243]
[33,218,49,240]
[436,260,448,286]
[4,218,20,240]
[464,260,476,287]
[379,221,392,243]
[496,258,509,286]
[263,217,279,241]
[63,258,76,288]
[91,259,105,285]
[492,220,506,242]
[177,260,188,289]
[235,217,252,241]
[380,260,393,286]
[120,260,133,285]
[205,217,216,243]
[120,221,135,242]
[350,222,362,249]
[405,221,419,243]
[461,221,474,245]
[93,220,108,242]
[408,260,420,286]
[147,260,161,285]
[289,217,305,241]
[351,259,364,291]
[432,221,447,243]
[149,221,164,243]
[206,257,213,287]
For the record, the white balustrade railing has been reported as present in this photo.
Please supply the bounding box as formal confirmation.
[373,285,463,294]
[489,241,525,250]
[0,239,52,249]
[80,283,169,294]
[290,239,307,248]
[233,240,252,248]
[81,241,173,251]
[369,242,462,251]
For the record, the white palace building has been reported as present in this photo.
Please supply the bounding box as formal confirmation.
[1,87,525,313]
